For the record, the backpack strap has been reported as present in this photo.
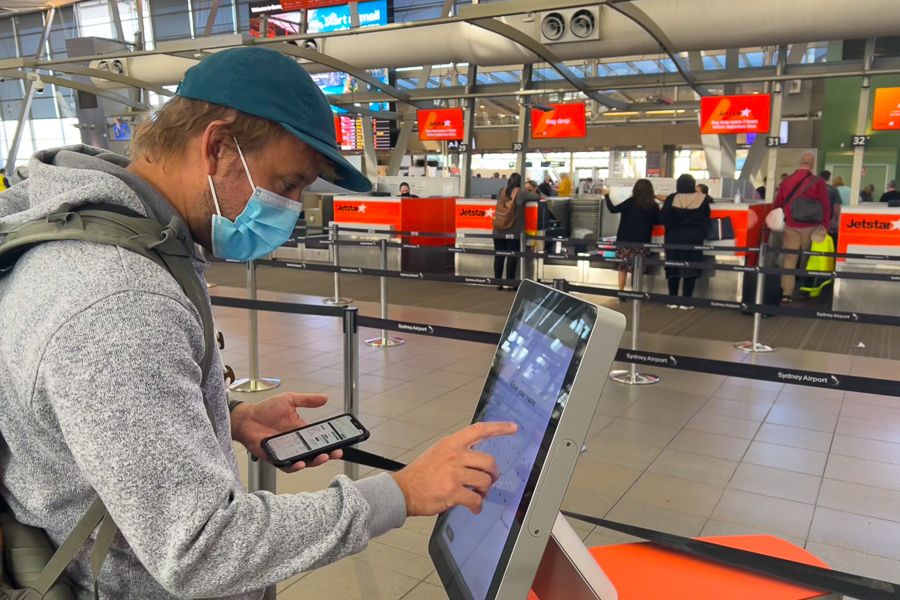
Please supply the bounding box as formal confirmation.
[0,204,214,385]
[28,499,106,597]
[783,173,818,209]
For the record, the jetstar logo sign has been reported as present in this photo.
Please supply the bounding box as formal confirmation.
[458,208,495,219]
[336,203,368,214]
[846,218,900,231]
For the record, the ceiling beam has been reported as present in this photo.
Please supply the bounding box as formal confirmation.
[274,42,426,108]
[607,2,711,97]
[466,17,631,110]
[0,69,148,110]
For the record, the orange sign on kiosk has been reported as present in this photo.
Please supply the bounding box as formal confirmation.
[332,197,401,228]
[872,87,900,131]
[454,199,539,233]
[700,94,771,134]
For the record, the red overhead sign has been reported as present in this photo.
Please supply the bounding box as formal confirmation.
[417,108,465,141]
[700,94,771,134]
[279,0,345,10]
[531,103,587,139]
[872,87,900,131]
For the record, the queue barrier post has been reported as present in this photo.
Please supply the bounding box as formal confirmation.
[343,306,361,479]
[228,260,281,393]
[609,252,660,385]
[365,237,405,348]
[735,244,776,353]
[323,223,352,306]
[518,232,527,285]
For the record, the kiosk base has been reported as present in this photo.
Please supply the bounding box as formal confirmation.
[529,513,618,600]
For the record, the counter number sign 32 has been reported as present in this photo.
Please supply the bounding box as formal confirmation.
[851,135,870,147]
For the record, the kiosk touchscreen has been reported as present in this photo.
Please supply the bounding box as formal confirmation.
[429,280,625,600]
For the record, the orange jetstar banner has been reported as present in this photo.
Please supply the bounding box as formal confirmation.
[837,211,900,258]
[872,87,900,131]
[700,94,771,134]
[417,108,465,141]
[333,198,401,227]
[531,103,587,139]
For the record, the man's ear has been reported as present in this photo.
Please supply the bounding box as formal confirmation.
[200,120,234,177]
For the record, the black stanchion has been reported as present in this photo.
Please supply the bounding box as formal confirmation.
[609,252,659,385]
[735,244,775,353]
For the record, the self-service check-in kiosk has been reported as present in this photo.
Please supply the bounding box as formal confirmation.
[429,280,625,599]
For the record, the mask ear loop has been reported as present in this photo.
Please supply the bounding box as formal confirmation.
[233,137,256,190]
[207,176,222,217]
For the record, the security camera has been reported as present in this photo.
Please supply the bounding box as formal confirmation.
[25,72,44,93]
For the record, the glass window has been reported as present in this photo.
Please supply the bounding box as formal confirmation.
[76,0,114,39]
[62,117,82,145]
[0,80,24,122]
[48,6,78,58]
[192,0,235,35]
[30,90,58,119]
[150,0,192,41]
[15,12,46,58]
[0,18,17,59]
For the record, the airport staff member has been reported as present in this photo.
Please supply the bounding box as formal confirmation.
[0,47,513,599]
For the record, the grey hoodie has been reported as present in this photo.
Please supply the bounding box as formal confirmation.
[0,146,406,599]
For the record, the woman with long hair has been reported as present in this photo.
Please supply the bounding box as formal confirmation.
[604,179,660,292]
[660,174,711,309]
[492,172,539,289]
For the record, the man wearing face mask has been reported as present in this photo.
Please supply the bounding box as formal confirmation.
[0,47,514,599]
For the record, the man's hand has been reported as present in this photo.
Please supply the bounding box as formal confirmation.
[392,421,517,516]
[230,393,342,472]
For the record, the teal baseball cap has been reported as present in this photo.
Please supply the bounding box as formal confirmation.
[176,46,371,193]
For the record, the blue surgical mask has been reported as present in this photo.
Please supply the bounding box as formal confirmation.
[208,140,302,261]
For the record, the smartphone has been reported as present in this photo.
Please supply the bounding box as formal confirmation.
[262,413,370,468]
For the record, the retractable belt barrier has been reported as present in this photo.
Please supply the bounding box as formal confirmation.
[242,258,900,328]
[210,299,899,398]
[338,447,900,600]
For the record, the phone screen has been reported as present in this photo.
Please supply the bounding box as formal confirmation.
[266,415,365,462]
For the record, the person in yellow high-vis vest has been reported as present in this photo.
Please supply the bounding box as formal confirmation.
[0,169,9,191]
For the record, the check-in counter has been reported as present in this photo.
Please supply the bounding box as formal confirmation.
[331,196,455,272]
[541,202,768,301]
[833,205,900,315]
[454,198,540,278]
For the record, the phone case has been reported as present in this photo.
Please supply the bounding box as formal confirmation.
[262,413,370,468]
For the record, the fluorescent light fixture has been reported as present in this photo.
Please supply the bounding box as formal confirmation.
[603,111,640,117]
[395,66,423,72]
[645,109,687,116]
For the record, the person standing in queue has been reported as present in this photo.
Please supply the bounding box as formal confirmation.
[492,172,538,290]
[832,174,851,205]
[557,173,573,197]
[604,179,660,294]
[773,151,831,303]
[880,180,900,205]
[696,183,714,203]
[398,181,418,197]
[0,47,516,599]
[860,184,876,203]
[660,174,711,310]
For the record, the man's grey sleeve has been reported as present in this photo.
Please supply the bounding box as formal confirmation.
[36,290,406,598]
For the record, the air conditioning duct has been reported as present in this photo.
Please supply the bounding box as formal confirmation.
[540,6,600,44]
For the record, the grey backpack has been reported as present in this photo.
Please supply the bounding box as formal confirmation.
[0,204,215,599]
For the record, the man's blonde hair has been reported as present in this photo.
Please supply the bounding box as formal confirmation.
[131,96,288,164]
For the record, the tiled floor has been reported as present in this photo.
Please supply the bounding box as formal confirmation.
[210,283,900,599]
